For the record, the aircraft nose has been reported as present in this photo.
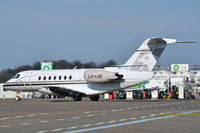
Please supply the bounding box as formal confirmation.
[2,83,7,91]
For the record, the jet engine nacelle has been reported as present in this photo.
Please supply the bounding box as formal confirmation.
[84,70,123,83]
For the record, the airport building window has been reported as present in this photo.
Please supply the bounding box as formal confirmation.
[38,76,41,80]
[49,76,51,80]
[69,75,72,80]
[59,76,62,80]
[54,76,56,80]
[64,76,67,80]
[44,76,46,80]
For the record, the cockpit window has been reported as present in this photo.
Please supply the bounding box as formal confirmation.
[16,74,20,78]
[12,74,20,79]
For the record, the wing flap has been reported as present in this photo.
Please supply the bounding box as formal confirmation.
[43,86,86,97]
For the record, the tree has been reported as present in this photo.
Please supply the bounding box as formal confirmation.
[73,60,82,68]
[83,62,97,68]
[33,62,40,70]
[106,60,116,66]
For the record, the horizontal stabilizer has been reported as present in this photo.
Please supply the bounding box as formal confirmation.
[175,41,197,43]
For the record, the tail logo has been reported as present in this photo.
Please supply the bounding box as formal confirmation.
[137,54,152,71]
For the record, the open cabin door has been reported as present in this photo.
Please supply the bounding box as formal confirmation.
[24,72,32,90]
[16,72,32,91]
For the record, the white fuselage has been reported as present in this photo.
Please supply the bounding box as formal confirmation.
[3,67,153,96]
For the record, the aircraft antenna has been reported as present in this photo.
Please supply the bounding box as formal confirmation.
[73,66,77,69]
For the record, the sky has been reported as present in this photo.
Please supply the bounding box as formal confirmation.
[0,0,200,70]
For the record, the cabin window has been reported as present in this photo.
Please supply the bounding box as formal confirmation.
[43,76,46,80]
[49,76,51,80]
[54,76,56,80]
[59,76,62,80]
[69,75,72,80]
[38,76,41,80]
[64,76,67,80]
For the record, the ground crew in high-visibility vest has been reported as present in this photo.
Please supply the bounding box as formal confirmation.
[16,93,21,101]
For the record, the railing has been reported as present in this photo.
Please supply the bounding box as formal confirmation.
[153,64,200,72]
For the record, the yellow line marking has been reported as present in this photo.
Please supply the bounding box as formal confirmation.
[190,101,200,103]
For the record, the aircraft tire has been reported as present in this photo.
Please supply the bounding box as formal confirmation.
[72,93,82,101]
[90,95,99,101]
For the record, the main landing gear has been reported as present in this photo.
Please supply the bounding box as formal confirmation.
[72,93,100,101]
[72,93,82,101]
[89,95,100,101]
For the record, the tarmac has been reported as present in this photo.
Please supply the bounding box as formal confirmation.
[0,98,200,133]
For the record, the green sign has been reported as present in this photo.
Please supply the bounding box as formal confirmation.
[40,62,53,70]
[43,65,50,70]
[173,64,179,71]
[171,64,189,72]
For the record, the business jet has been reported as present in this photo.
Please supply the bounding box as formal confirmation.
[3,37,195,101]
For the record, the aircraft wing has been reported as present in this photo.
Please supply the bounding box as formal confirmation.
[39,85,86,97]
